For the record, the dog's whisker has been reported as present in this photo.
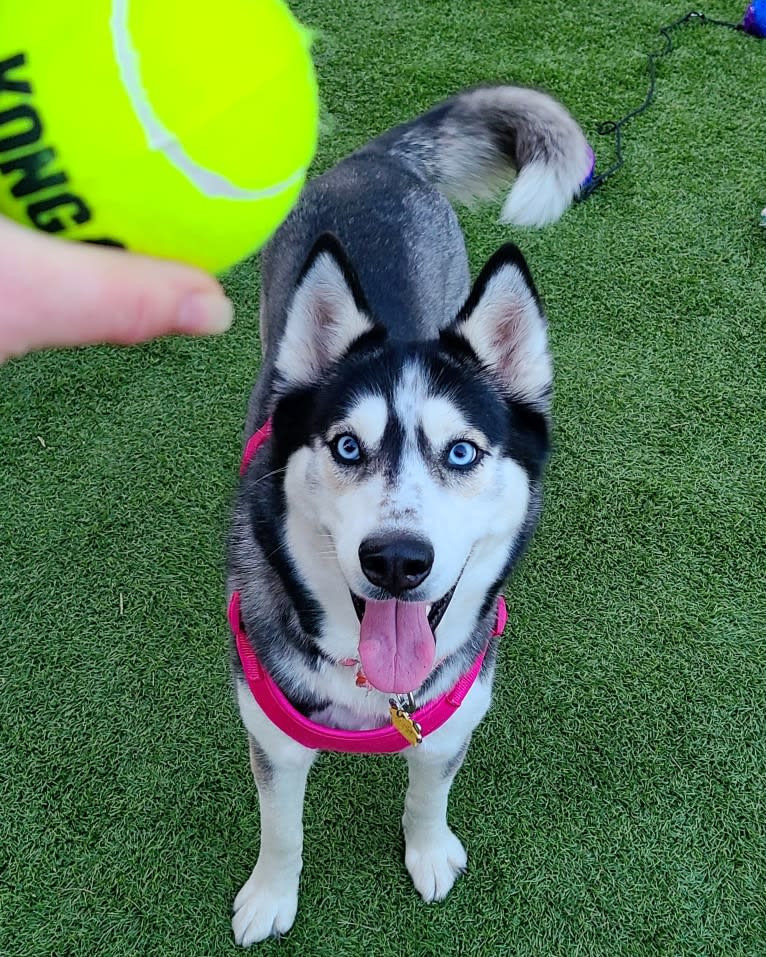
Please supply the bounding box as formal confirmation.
[249,465,288,487]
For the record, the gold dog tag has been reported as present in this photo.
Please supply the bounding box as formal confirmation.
[389,698,422,747]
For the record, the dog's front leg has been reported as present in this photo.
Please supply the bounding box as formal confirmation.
[232,719,316,946]
[401,675,492,903]
[402,734,472,902]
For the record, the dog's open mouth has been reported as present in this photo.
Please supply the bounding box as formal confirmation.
[350,585,457,694]
[350,586,456,632]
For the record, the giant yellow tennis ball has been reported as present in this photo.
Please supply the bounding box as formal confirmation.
[0,1,318,272]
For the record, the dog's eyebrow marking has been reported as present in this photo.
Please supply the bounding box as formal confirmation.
[341,393,388,448]
[420,398,476,448]
[395,370,490,455]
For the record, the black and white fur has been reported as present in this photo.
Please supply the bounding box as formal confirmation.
[227,85,589,945]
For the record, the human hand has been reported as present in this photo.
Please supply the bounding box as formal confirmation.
[0,216,233,364]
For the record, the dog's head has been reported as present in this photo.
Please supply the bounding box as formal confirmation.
[268,234,551,693]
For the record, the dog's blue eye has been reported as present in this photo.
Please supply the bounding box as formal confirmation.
[334,434,362,463]
[447,441,479,468]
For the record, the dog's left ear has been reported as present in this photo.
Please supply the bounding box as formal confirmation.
[452,244,552,413]
[274,233,376,389]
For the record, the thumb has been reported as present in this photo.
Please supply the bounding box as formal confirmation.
[0,217,234,363]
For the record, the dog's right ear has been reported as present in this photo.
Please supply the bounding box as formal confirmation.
[274,234,375,389]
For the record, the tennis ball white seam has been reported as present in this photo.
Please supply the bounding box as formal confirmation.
[109,0,307,201]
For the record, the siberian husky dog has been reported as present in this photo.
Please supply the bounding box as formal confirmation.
[227,85,590,945]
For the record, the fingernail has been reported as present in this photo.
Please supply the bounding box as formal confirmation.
[177,292,234,335]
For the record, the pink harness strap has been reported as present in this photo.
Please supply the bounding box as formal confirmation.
[240,419,273,476]
[232,418,507,753]
[229,591,505,754]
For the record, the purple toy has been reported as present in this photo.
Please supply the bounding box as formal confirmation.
[742,0,766,36]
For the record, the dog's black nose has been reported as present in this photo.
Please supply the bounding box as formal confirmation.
[359,534,434,595]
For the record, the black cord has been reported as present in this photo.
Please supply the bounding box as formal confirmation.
[580,11,743,199]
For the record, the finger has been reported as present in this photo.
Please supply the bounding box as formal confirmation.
[0,217,234,362]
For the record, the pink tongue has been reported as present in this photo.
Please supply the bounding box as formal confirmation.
[358,599,435,694]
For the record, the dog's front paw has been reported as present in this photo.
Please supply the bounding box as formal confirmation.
[232,867,299,946]
[404,827,467,902]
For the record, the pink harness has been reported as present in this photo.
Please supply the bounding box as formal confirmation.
[231,419,508,753]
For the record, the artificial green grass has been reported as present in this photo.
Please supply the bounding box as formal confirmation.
[2,1,765,954]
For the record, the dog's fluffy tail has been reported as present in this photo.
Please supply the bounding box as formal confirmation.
[362,85,591,227]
